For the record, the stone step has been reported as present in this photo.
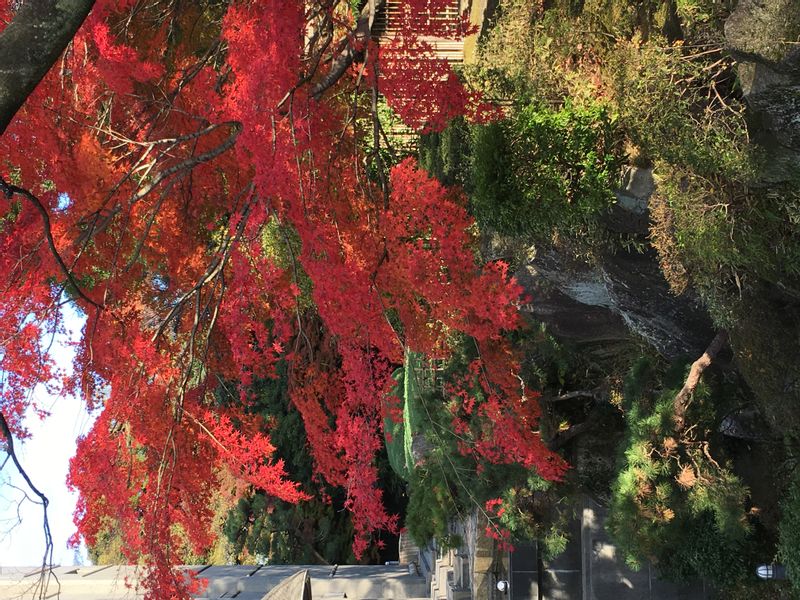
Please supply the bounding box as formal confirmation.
[399,532,421,566]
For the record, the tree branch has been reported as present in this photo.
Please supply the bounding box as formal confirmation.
[0,177,103,309]
[546,402,606,451]
[545,390,598,403]
[129,121,242,204]
[151,184,253,343]
[310,0,384,101]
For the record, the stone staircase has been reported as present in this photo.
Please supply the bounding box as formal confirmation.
[429,550,470,600]
[398,510,496,600]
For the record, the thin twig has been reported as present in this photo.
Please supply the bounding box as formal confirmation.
[0,411,55,599]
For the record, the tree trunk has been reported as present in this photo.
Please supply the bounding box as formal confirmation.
[674,330,729,432]
[0,0,96,135]
[311,0,385,101]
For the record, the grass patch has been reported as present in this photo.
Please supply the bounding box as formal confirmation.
[649,168,800,299]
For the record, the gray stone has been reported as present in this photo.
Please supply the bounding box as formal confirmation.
[510,542,539,600]
[261,570,310,600]
[719,408,769,441]
[614,191,646,214]
[527,250,613,308]
[511,571,539,600]
[605,196,650,234]
[582,498,709,600]
[543,517,583,573]
[409,432,433,466]
[542,518,583,600]
[619,166,655,203]
[649,577,709,600]
[0,565,429,600]
[736,60,795,96]
[520,247,715,360]
[744,83,800,182]
[590,540,652,600]
[541,570,581,600]
[725,0,800,74]
[747,85,800,151]
[601,247,715,359]
[725,0,800,181]
[516,258,632,353]
[605,166,654,234]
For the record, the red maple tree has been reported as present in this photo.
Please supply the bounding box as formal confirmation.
[0,1,566,596]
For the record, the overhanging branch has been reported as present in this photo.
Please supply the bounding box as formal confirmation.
[674,330,729,432]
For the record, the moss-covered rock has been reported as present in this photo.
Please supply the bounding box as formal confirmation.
[725,0,800,71]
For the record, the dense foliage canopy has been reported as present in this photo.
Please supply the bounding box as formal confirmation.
[0,1,566,596]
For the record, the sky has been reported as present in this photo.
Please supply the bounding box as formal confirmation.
[0,305,94,567]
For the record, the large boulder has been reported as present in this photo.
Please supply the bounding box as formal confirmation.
[725,0,800,76]
[519,246,715,360]
[725,1,800,179]
[516,254,633,356]
[747,84,800,151]
[735,61,795,97]
[600,246,715,359]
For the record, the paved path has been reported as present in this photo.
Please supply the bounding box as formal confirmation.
[508,497,710,599]
[581,497,709,600]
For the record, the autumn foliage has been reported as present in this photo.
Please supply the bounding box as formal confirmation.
[0,1,565,597]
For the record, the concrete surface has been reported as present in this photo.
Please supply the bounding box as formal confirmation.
[0,564,428,600]
[582,497,709,600]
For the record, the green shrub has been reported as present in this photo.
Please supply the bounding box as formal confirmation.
[675,0,735,30]
[650,166,800,310]
[472,0,617,104]
[418,117,471,187]
[470,102,619,245]
[657,511,749,583]
[471,0,538,100]
[607,41,754,180]
[519,322,573,390]
[492,473,573,561]
[406,473,456,545]
[470,121,522,232]
[397,342,556,548]
[384,368,409,481]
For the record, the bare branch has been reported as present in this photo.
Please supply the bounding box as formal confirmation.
[545,390,598,403]
[546,402,606,451]
[129,121,242,205]
[0,411,55,599]
[151,183,254,343]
